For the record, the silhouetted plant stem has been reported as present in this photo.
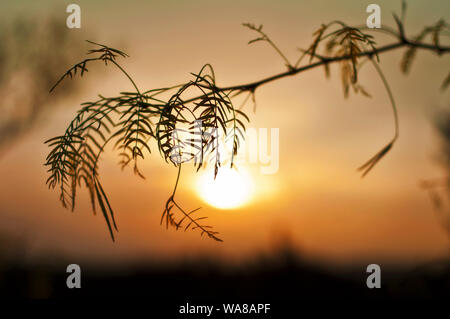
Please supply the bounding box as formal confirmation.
[110,60,142,96]
[163,40,448,110]
[172,164,182,197]
[357,58,400,177]
[223,41,449,93]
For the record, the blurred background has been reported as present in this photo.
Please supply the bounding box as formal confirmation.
[0,0,449,299]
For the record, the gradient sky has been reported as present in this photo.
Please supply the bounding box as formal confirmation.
[0,0,449,267]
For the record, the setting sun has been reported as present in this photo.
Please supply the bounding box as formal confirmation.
[196,166,254,209]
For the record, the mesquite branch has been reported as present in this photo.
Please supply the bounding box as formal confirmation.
[185,30,450,101]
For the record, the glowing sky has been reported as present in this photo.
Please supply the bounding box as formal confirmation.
[0,0,449,266]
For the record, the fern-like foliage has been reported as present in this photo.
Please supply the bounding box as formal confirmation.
[400,19,450,74]
[45,41,249,242]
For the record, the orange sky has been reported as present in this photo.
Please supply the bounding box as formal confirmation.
[0,0,449,267]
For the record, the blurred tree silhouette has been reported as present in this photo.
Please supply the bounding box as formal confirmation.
[0,15,83,154]
[421,112,450,242]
